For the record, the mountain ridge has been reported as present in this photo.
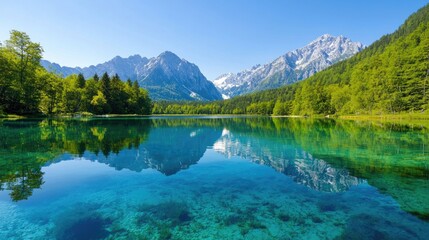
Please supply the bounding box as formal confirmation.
[41,51,222,101]
[212,34,364,98]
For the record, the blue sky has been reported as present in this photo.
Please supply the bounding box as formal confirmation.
[1,0,428,79]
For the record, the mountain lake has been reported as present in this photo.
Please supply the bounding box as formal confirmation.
[0,116,428,239]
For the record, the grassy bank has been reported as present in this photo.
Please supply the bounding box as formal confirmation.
[338,113,429,129]
[339,112,429,120]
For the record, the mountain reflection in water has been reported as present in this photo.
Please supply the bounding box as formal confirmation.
[213,128,363,192]
[0,116,427,220]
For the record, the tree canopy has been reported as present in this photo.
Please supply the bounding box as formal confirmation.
[0,30,152,116]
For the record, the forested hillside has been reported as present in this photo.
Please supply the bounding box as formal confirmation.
[0,31,152,116]
[155,4,429,116]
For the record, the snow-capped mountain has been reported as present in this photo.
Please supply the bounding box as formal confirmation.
[213,34,364,98]
[41,52,222,101]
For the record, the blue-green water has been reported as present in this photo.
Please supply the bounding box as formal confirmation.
[0,116,428,239]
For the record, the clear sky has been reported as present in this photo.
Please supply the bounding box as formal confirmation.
[1,0,428,79]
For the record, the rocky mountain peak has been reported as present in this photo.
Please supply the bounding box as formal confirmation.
[212,34,364,98]
[155,51,183,66]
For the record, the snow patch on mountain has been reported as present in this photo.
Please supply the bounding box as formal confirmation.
[212,34,364,98]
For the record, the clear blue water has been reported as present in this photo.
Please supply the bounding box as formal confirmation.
[0,117,428,239]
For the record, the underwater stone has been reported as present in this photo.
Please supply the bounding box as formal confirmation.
[56,215,110,240]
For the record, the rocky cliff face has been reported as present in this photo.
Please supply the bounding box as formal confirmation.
[138,51,222,101]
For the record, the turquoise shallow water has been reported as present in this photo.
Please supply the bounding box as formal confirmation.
[0,117,428,239]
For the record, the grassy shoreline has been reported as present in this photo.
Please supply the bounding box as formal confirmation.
[337,113,429,129]
[339,113,429,121]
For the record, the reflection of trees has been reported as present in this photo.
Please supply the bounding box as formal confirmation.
[9,166,44,201]
[0,118,152,201]
[272,118,428,178]
[0,120,59,202]
[38,119,151,157]
[1,163,44,202]
[77,120,223,175]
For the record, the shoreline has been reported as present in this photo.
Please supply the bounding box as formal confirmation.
[2,112,428,121]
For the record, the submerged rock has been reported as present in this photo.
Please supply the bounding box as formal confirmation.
[54,205,112,240]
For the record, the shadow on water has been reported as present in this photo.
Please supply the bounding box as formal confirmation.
[0,116,428,221]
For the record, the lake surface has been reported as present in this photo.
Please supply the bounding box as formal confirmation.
[0,116,428,239]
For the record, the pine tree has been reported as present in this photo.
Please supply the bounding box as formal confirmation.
[76,73,85,88]
[110,74,126,113]
[100,72,111,113]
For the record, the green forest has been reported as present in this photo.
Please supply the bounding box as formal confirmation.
[154,4,429,116]
[0,31,152,116]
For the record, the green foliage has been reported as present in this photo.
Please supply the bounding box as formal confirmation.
[62,75,82,113]
[93,73,99,82]
[246,101,274,115]
[273,100,292,116]
[126,81,152,115]
[91,91,109,114]
[0,30,43,114]
[82,78,99,113]
[39,72,63,114]
[0,30,152,115]
[76,73,85,88]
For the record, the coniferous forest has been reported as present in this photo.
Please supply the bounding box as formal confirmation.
[0,30,152,116]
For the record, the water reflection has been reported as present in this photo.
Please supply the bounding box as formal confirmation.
[0,118,151,201]
[214,128,363,192]
[75,125,222,175]
[0,117,428,220]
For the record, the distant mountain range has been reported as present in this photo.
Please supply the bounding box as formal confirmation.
[41,51,222,101]
[212,34,364,98]
[41,34,363,101]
